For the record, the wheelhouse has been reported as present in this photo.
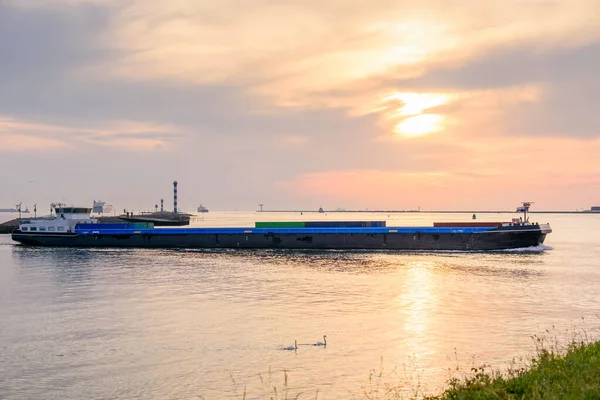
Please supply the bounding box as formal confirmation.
[19,206,96,233]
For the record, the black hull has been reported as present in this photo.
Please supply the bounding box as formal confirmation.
[11,226,548,251]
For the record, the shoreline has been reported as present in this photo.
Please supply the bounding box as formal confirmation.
[2,210,598,216]
[256,210,598,214]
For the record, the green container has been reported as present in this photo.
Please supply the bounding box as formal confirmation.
[255,221,306,228]
[130,222,153,229]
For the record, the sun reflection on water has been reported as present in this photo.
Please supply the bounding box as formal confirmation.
[397,261,438,359]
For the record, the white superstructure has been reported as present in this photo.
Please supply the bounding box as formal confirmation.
[19,206,97,233]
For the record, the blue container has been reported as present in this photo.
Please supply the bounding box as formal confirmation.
[76,223,130,230]
[304,221,382,228]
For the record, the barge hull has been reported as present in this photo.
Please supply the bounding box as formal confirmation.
[11,225,549,251]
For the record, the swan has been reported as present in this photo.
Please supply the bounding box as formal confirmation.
[283,340,297,351]
[313,335,327,347]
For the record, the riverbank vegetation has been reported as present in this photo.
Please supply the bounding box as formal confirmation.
[360,326,600,400]
[424,337,600,399]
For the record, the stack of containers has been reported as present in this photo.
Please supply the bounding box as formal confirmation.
[255,222,306,228]
[254,221,387,228]
[76,222,155,230]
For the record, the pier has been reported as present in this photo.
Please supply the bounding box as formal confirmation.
[0,218,20,234]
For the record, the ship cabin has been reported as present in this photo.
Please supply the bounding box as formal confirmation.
[19,206,97,234]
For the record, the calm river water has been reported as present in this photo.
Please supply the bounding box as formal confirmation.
[1,212,599,399]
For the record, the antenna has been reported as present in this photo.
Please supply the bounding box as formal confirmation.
[519,201,534,223]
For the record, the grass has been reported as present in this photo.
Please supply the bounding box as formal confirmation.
[424,331,600,400]
[407,323,600,400]
[223,367,318,400]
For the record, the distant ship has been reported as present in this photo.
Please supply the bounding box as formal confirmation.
[197,204,209,213]
[0,205,29,213]
[92,200,113,215]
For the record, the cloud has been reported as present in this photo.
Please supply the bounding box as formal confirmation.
[2,0,598,142]
[275,135,310,149]
[371,84,545,140]
[99,0,600,100]
[0,115,182,152]
[277,136,600,210]
[0,2,116,81]
[1,0,599,210]
[0,134,67,151]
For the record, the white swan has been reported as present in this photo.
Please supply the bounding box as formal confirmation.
[283,340,297,351]
[313,335,327,347]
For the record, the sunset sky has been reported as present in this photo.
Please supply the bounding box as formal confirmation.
[1,0,599,212]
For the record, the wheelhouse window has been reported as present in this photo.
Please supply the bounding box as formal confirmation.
[57,226,65,231]
[30,227,37,231]
[54,207,90,214]
[39,227,47,231]
[48,227,56,231]
[21,227,28,231]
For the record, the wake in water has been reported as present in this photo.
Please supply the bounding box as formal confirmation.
[166,244,555,255]
[497,244,554,253]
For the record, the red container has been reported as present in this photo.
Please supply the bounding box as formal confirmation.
[433,222,504,228]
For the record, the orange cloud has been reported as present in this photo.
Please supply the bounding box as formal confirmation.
[372,85,544,139]
[0,115,181,152]
[277,136,600,210]
[0,133,67,151]
[95,1,599,96]
[275,135,309,148]
[50,0,593,144]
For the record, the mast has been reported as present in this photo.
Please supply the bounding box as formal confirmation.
[520,201,533,223]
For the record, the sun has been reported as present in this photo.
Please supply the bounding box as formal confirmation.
[382,92,449,137]
[384,92,449,116]
[395,114,444,136]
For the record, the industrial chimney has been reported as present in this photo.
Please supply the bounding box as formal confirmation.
[173,181,178,213]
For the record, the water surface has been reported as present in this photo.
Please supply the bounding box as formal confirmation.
[1,212,599,399]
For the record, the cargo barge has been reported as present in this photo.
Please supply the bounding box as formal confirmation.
[11,204,552,251]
